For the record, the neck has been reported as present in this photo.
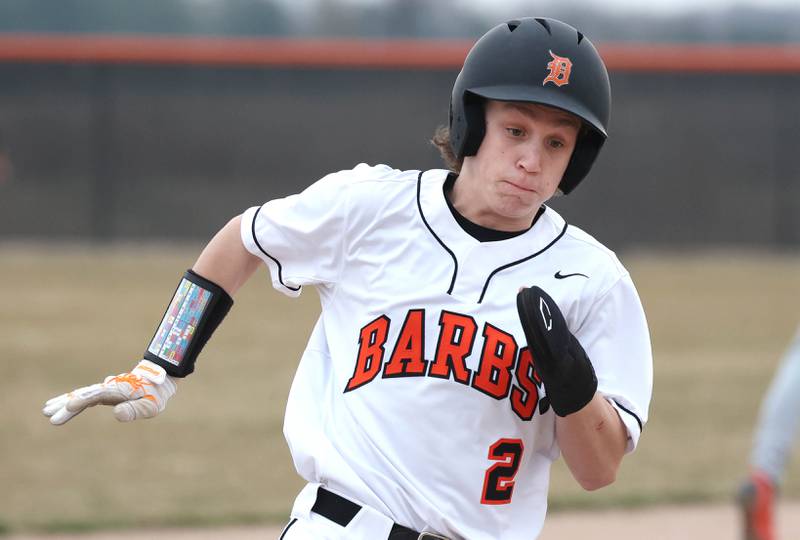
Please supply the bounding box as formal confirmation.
[448,172,537,232]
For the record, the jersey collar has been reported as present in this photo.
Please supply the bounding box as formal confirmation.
[417,169,568,303]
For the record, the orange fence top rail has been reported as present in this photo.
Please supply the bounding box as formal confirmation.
[1,34,800,72]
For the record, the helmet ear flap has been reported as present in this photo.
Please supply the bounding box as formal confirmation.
[460,93,486,158]
[560,129,606,194]
[449,92,486,160]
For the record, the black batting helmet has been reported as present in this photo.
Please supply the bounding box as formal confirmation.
[449,17,611,195]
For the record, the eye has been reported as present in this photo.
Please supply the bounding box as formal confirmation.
[548,138,566,149]
[506,127,525,137]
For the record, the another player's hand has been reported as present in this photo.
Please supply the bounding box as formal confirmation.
[42,360,177,425]
[516,286,597,416]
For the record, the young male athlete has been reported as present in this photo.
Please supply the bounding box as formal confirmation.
[43,18,653,539]
[737,326,800,540]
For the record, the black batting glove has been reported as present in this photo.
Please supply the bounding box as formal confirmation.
[516,286,597,417]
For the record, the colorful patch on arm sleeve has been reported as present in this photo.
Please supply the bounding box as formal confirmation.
[148,278,213,366]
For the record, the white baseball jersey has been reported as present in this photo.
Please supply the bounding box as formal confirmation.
[240,163,653,540]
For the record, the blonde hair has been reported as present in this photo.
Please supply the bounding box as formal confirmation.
[430,125,462,173]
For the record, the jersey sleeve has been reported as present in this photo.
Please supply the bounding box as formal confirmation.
[574,274,653,452]
[240,169,351,297]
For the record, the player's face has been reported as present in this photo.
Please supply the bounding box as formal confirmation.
[455,100,581,231]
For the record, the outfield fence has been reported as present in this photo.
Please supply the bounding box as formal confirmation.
[0,36,798,248]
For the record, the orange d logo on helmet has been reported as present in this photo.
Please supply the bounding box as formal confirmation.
[543,50,572,87]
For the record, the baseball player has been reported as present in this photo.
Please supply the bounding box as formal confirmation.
[738,326,800,540]
[43,17,653,540]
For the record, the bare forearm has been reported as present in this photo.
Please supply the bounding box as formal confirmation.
[556,393,628,490]
[192,215,261,297]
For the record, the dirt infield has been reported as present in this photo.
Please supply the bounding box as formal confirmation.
[8,501,800,539]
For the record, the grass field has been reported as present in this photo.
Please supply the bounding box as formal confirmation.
[1,244,799,535]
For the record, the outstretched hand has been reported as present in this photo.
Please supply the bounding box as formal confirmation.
[43,360,177,425]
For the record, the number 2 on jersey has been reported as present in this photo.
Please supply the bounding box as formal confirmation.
[481,438,524,505]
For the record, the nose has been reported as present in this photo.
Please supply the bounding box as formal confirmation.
[516,143,542,174]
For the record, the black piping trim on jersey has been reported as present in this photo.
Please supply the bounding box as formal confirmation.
[417,171,458,294]
[476,221,569,304]
[278,518,298,539]
[611,398,644,433]
[251,206,301,292]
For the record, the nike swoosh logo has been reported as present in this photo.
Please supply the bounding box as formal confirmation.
[554,271,589,279]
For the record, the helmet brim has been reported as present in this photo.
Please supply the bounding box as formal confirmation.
[467,85,608,138]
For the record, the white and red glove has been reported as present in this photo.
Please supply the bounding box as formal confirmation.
[43,360,177,425]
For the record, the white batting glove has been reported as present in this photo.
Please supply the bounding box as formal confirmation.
[42,360,177,425]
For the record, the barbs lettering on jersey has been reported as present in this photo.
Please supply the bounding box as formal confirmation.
[344,308,551,420]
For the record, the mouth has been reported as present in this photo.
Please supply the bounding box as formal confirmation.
[503,180,535,193]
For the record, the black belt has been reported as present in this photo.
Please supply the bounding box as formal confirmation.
[311,486,448,540]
